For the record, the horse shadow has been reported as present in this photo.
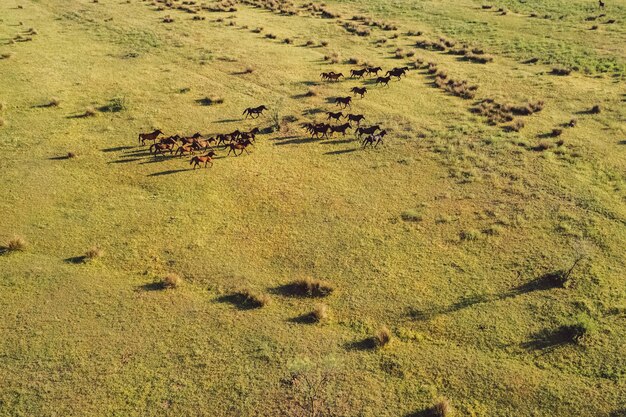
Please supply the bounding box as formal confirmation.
[137,282,166,292]
[618,140,626,145]
[109,158,143,164]
[273,137,317,146]
[320,138,354,145]
[101,146,134,152]
[147,168,191,177]
[48,155,73,160]
[323,148,358,155]
[521,326,576,351]
[214,118,243,123]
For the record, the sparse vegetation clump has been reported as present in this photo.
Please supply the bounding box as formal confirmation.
[373,326,392,348]
[232,288,270,307]
[289,277,334,297]
[84,246,103,261]
[3,236,27,252]
[311,304,329,322]
[161,273,182,289]
[426,398,453,417]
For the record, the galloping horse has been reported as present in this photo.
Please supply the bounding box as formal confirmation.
[226,139,253,156]
[375,76,392,87]
[362,130,387,148]
[326,111,343,121]
[350,68,367,78]
[138,129,163,145]
[356,125,381,138]
[335,96,352,109]
[351,86,367,98]
[366,66,382,76]
[190,151,217,169]
[329,123,352,137]
[346,114,365,125]
[386,67,408,80]
[243,105,268,119]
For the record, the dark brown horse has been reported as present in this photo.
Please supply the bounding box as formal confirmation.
[138,129,163,145]
[243,105,267,119]
[239,127,260,142]
[356,125,381,138]
[366,66,382,76]
[375,76,391,87]
[361,129,387,148]
[350,68,367,78]
[150,142,174,157]
[326,72,344,81]
[326,111,343,121]
[335,96,352,109]
[345,114,365,125]
[190,151,217,168]
[329,123,352,137]
[226,139,253,156]
[386,67,408,79]
[351,86,367,98]
[175,143,195,157]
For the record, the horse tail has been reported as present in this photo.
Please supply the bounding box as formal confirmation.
[242,108,248,115]
[138,134,142,144]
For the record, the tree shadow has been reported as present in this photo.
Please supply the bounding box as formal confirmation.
[147,168,191,177]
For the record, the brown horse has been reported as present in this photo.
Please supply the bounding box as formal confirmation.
[226,139,253,156]
[386,67,408,79]
[356,125,381,138]
[243,105,267,119]
[362,129,387,148]
[366,66,382,76]
[175,143,195,157]
[335,96,352,109]
[375,76,391,87]
[330,123,352,137]
[345,114,365,125]
[190,151,217,168]
[138,129,163,145]
[239,127,260,142]
[150,142,174,157]
[350,68,367,78]
[351,86,367,98]
[326,111,343,121]
[326,72,344,81]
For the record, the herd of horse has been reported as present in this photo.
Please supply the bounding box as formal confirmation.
[135,64,410,169]
[137,124,260,168]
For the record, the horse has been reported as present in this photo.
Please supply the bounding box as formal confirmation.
[138,129,163,145]
[175,143,195,157]
[351,86,367,98]
[243,105,267,119]
[329,123,352,137]
[150,142,174,157]
[320,71,335,80]
[226,139,253,156]
[345,114,365,125]
[326,72,344,81]
[302,122,330,138]
[190,151,217,169]
[375,76,392,87]
[356,125,381,138]
[326,111,343,121]
[362,129,387,148]
[366,66,382,76]
[335,96,352,109]
[239,127,260,142]
[386,67,408,79]
[350,68,367,78]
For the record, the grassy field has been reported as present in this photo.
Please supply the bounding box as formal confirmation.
[1,0,625,415]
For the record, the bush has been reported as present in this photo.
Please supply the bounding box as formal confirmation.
[305,88,317,97]
[551,67,572,76]
[374,326,392,348]
[0,52,15,60]
[48,97,61,107]
[320,40,329,46]
[83,106,97,117]
[161,273,182,289]
[563,314,597,344]
[460,229,480,241]
[4,236,26,252]
[290,277,334,297]
[590,105,601,114]
[311,304,329,322]
[401,210,422,222]
[67,152,77,159]
[84,246,103,260]
[234,288,270,307]
[427,398,452,417]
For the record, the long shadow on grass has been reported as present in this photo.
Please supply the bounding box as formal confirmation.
[287,313,318,324]
[147,168,191,177]
[324,148,358,155]
[48,155,73,160]
[109,158,143,164]
[409,272,568,321]
[320,138,354,145]
[101,146,134,152]
[137,282,166,292]
[215,294,261,310]
[273,137,318,146]
[344,337,377,351]
[521,326,576,351]
[64,255,88,264]
[215,118,243,123]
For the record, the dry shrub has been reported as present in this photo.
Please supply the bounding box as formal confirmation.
[311,304,329,322]
[567,118,577,127]
[283,37,293,44]
[234,288,270,307]
[346,57,360,64]
[85,246,103,260]
[305,88,317,97]
[505,119,525,132]
[551,128,563,137]
[320,40,329,46]
[161,273,182,289]
[84,106,97,117]
[48,97,61,107]
[291,277,334,297]
[427,398,452,417]
[374,326,392,348]
[244,66,254,74]
[305,39,315,46]
[0,52,16,60]
[251,27,263,33]
[67,152,77,158]
[5,236,27,252]
[590,104,601,114]
[551,67,572,76]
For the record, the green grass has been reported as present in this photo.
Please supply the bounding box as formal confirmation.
[0,0,625,416]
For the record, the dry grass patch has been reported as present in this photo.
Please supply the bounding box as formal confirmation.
[161,273,182,289]
[84,246,103,260]
[288,277,334,297]
[3,236,27,253]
